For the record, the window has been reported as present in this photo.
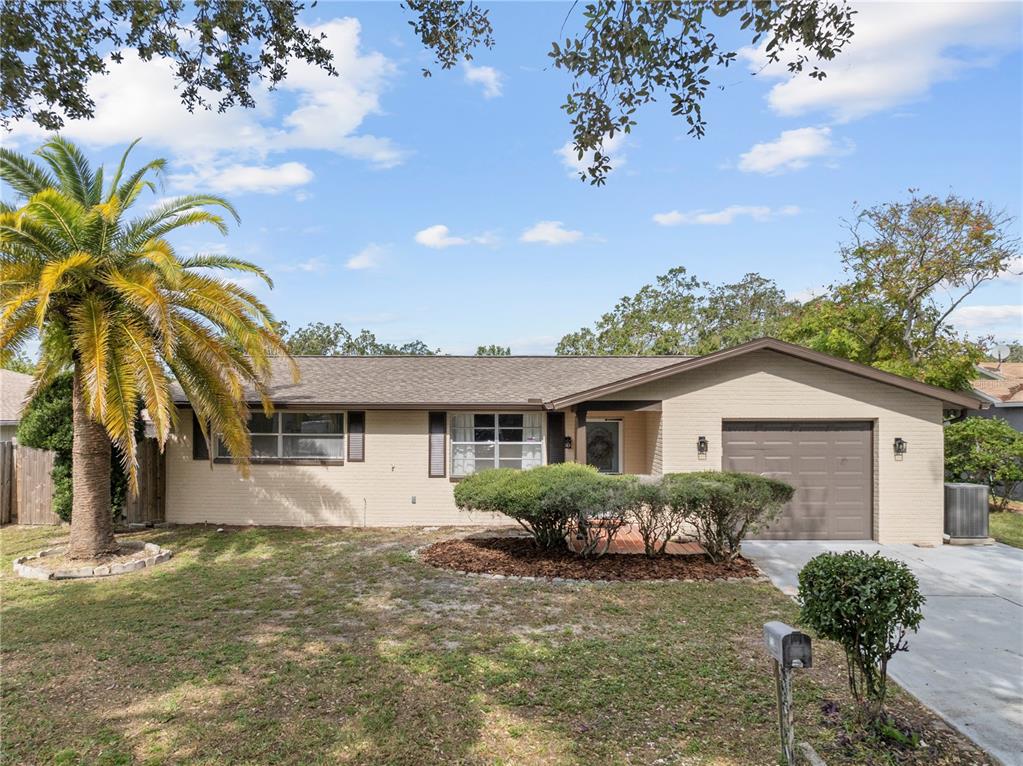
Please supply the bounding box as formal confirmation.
[217,412,345,460]
[451,413,543,476]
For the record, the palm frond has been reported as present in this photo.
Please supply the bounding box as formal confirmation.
[35,136,96,205]
[24,189,87,248]
[102,340,140,494]
[105,138,142,201]
[180,254,274,288]
[0,148,57,198]
[35,251,94,327]
[70,294,111,419]
[105,268,174,353]
[116,158,167,208]
[121,316,173,445]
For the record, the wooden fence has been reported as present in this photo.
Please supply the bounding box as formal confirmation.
[0,440,164,526]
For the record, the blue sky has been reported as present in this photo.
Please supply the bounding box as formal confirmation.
[6,1,1022,353]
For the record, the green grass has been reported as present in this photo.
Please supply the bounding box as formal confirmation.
[0,525,990,766]
[990,510,1023,548]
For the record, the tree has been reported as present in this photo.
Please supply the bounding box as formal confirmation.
[944,417,1023,512]
[780,193,1016,390]
[15,373,137,522]
[475,344,510,356]
[280,321,438,356]
[408,0,855,184]
[0,136,289,558]
[1,0,336,131]
[2,351,34,374]
[5,1,855,184]
[556,267,793,356]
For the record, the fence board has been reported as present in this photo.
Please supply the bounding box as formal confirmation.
[123,440,165,524]
[0,441,13,524]
[15,445,59,525]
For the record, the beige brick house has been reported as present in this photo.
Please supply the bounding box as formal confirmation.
[166,338,981,544]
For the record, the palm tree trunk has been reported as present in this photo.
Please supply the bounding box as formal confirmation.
[68,365,119,558]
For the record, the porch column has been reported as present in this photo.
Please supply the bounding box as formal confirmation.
[575,405,587,466]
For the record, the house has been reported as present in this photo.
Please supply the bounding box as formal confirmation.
[166,338,981,544]
[969,361,1023,430]
[0,369,32,442]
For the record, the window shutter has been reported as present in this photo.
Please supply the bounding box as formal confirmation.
[428,412,446,477]
[192,412,209,460]
[347,411,365,462]
[546,411,565,464]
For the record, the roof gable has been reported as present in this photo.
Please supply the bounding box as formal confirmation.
[547,338,983,410]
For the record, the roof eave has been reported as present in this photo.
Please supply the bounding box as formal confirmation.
[547,338,985,410]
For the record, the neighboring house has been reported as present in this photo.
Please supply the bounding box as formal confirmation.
[166,338,981,545]
[0,369,32,442]
[969,361,1023,430]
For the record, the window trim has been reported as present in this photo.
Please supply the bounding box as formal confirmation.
[449,411,546,478]
[214,411,347,464]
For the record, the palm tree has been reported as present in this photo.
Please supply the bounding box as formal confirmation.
[1,137,292,558]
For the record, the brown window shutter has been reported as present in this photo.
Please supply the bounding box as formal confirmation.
[348,411,365,462]
[428,412,446,477]
[192,412,209,460]
[546,411,565,464]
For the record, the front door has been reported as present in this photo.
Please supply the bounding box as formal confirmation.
[586,420,621,473]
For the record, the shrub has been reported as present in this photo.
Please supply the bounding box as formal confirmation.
[944,417,1023,511]
[798,551,925,723]
[662,471,794,562]
[627,479,691,557]
[15,373,132,522]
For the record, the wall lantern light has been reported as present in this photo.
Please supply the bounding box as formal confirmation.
[563,435,573,450]
[697,435,709,458]
[893,437,908,457]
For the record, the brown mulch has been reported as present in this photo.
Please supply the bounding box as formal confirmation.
[419,537,759,581]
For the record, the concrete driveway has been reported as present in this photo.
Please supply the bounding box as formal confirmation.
[742,540,1023,766]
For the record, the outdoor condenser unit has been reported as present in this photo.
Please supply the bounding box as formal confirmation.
[943,483,990,541]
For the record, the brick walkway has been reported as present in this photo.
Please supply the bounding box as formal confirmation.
[568,524,705,556]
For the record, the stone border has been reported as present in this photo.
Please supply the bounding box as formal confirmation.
[13,541,173,581]
[410,544,771,585]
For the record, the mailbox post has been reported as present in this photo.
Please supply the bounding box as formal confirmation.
[763,621,812,765]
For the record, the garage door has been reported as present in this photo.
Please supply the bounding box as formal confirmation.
[722,421,873,540]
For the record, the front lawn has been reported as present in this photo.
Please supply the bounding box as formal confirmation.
[0,525,990,765]
[990,508,1023,549]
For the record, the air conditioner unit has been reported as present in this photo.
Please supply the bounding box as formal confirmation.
[943,483,990,544]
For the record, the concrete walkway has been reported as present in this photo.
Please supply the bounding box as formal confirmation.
[742,540,1023,766]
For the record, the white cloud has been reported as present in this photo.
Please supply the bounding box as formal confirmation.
[738,126,852,174]
[8,18,405,189]
[345,243,387,270]
[463,63,504,98]
[520,221,583,246]
[653,205,800,226]
[951,304,1023,340]
[279,257,327,273]
[413,224,495,249]
[998,256,1023,282]
[739,3,1020,122]
[557,132,627,177]
[170,161,313,194]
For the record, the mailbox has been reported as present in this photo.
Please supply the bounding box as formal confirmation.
[763,621,812,669]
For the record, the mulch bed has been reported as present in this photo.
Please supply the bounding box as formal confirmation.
[419,536,759,581]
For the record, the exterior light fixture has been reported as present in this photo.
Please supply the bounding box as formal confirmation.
[893,437,908,456]
[563,435,573,450]
[697,435,709,458]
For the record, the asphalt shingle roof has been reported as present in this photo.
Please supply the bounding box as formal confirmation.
[171,355,689,407]
[0,369,33,424]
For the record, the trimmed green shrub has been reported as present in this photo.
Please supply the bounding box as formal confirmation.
[662,471,794,562]
[453,463,633,554]
[798,551,925,723]
[945,417,1023,511]
[627,480,691,557]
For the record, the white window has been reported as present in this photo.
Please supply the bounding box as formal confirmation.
[450,413,543,476]
[217,412,345,459]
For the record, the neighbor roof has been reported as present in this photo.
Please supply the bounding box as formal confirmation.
[171,355,688,409]
[170,338,983,411]
[0,369,33,425]
[973,378,1023,405]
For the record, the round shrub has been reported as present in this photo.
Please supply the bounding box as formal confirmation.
[798,551,925,723]
[661,471,794,562]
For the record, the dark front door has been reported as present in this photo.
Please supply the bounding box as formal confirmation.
[722,421,873,540]
[586,420,621,473]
